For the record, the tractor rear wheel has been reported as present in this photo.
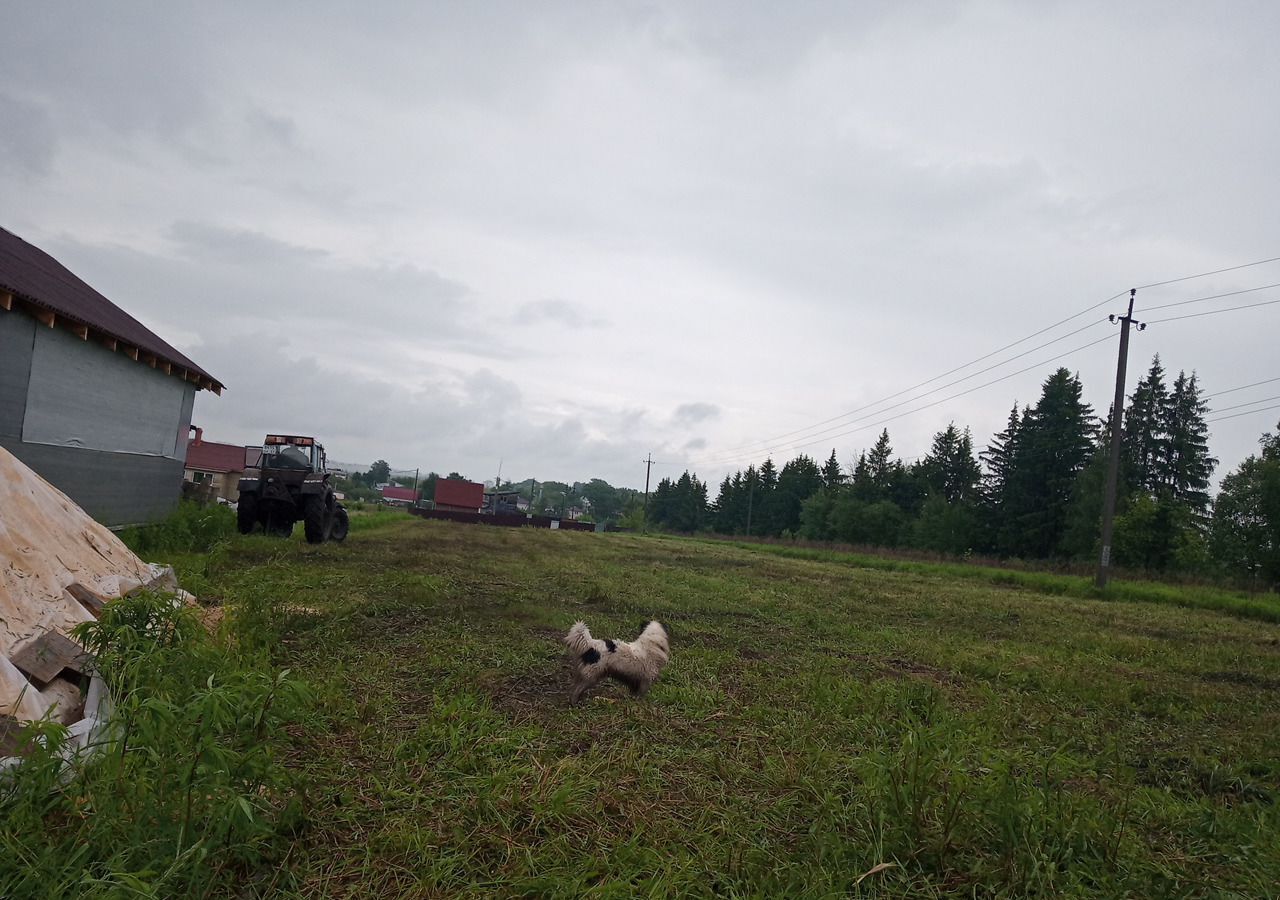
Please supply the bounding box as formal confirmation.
[303,495,329,544]
[236,494,258,534]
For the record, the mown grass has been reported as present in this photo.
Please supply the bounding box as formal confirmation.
[188,519,1280,896]
[8,515,1279,897]
[685,535,1280,624]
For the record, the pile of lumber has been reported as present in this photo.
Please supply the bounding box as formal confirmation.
[0,445,180,763]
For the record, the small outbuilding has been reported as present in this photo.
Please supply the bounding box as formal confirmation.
[433,479,484,513]
[0,227,223,526]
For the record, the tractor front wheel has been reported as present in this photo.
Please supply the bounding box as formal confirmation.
[330,506,350,542]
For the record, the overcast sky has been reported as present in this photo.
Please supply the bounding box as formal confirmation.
[3,2,1278,490]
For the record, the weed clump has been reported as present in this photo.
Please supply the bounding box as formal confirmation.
[0,592,309,899]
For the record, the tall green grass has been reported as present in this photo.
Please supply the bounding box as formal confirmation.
[0,592,309,899]
[118,501,237,556]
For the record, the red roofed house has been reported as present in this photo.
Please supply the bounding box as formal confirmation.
[1,226,223,526]
[434,478,484,513]
[380,485,421,506]
[184,428,253,503]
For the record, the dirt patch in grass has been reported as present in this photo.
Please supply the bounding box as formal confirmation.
[1202,670,1280,691]
[885,656,965,688]
[484,667,568,718]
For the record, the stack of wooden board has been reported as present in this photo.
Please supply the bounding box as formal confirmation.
[0,444,181,763]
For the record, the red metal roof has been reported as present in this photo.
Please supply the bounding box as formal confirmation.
[185,439,249,473]
[434,479,484,510]
[381,485,421,503]
[0,226,222,392]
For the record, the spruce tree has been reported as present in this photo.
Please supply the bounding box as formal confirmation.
[821,449,844,489]
[1163,370,1216,517]
[980,403,1022,507]
[867,430,895,494]
[774,454,824,535]
[1002,368,1096,557]
[1122,356,1170,495]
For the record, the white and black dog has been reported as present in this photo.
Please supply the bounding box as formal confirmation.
[563,620,670,704]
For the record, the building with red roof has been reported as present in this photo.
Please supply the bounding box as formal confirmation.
[380,485,421,506]
[183,429,253,502]
[434,478,484,513]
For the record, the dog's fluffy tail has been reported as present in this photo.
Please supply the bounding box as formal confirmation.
[564,621,594,654]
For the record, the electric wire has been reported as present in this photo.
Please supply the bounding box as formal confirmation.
[690,319,1110,466]
[1208,395,1280,416]
[685,253,1280,470]
[692,292,1129,461]
[1145,297,1280,325]
[1137,282,1280,313]
[702,332,1118,467]
[1203,376,1280,401]
[1133,255,1280,290]
[1206,403,1280,424]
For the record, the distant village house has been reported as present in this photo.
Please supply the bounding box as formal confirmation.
[380,485,421,506]
[183,428,255,503]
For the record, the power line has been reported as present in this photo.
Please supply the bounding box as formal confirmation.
[1138,282,1280,313]
[1134,255,1280,290]
[691,319,1110,465]
[700,332,1118,468]
[695,293,1128,460]
[1206,403,1280,424]
[1209,395,1280,416]
[684,253,1280,471]
[1203,376,1280,401]
[1145,297,1280,325]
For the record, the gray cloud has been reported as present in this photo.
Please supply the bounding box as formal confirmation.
[0,94,55,176]
[673,402,721,426]
[167,221,328,266]
[513,299,608,329]
[2,3,1277,490]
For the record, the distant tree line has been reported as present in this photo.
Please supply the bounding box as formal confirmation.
[647,359,1280,588]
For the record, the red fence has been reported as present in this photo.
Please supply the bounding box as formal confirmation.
[408,507,600,531]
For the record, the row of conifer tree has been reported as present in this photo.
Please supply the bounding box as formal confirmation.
[647,357,1279,586]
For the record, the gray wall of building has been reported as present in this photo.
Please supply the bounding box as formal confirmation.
[0,309,197,527]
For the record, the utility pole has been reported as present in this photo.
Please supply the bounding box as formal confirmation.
[745,470,755,536]
[1096,289,1145,589]
[411,468,419,508]
[641,453,654,533]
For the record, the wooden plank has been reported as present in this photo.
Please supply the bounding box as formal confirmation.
[0,291,12,311]
[65,582,110,618]
[101,336,118,351]
[33,307,55,328]
[0,715,34,757]
[71,322,89,340]
[160,361,172,375]
[9,632,92,684]
[124,345,139,361]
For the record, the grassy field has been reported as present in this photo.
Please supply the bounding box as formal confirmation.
[8,513,1280,897]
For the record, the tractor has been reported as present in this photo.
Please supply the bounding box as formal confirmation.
[236,435,349,543]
